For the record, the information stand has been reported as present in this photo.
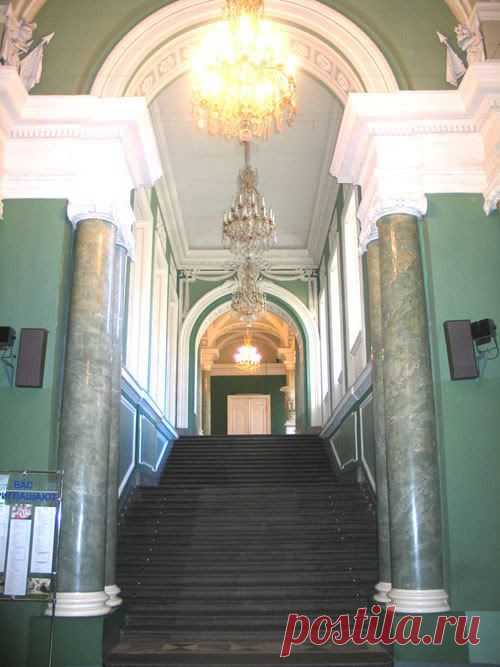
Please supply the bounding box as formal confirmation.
[0,470,63,667]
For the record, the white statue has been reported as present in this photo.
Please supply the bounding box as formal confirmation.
[0,2,54,91]
[437,31,466,86]
[19,31,54,90]
[0,4,35,69]
[455,20,485,65]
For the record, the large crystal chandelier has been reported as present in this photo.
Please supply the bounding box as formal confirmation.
[191,0,297,141]
[231,260,266,320]
[223,141,276,261]
[234,329,262,370]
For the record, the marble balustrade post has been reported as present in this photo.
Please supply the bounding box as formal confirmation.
[105,240,128,609]
[377,212,449,613]
[365,237,392,604]
[56,216,117,617]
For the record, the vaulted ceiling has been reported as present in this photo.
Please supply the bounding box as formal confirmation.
[150,70,342,269]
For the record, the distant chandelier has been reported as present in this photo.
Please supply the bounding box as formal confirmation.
[191,0,297,141]
[231,260,266,320]
[234,330,262,370]
[223,142,276,261]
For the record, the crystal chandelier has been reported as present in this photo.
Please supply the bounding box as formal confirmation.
[223,142,276,261]
[231,260,266,320]
[191,0,297,141]
[234,329,262,370]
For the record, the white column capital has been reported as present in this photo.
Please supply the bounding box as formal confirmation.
[67,195,136,256]
[331,61,500,238]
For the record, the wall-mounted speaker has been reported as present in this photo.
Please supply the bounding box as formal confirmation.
[443,320,479,381]
[15,329,48,388]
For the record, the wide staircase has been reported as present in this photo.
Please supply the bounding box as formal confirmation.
[106,434,391,666]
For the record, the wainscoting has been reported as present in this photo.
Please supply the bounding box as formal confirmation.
[118,369,177,508]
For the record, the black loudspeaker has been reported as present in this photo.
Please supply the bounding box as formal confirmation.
[443,320,479,381]
[15,329,48,388]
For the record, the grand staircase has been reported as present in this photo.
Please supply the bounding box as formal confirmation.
[106,434,391,666]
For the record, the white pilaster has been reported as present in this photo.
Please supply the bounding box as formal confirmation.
[0,67,27,216]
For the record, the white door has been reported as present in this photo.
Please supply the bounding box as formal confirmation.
[227,395,271,435]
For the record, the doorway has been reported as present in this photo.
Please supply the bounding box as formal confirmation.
[227,395,271,435]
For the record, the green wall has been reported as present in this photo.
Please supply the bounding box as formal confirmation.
[33,0,457,96]
[0,200,72,667]
[0,200,71,470]
[420,194,500,662]
[211,375,287,435]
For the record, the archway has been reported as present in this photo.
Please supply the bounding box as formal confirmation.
[91,0,399,101]
[177,280,322,431]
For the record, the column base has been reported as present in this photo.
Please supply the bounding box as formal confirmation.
[46,591,111,617]
[105,584,123,609]
[373,581,392,604]
[389,588,450,613]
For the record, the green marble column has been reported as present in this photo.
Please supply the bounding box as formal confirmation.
[377,213,449,613]
[56,218,116,617]
[366,238,391,604]
[105,242,128,609]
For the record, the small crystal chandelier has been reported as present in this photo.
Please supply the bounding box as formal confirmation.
[234,329,262,370]
[231,260,266,320]
[191,0,297,141]
[223,142,276,261]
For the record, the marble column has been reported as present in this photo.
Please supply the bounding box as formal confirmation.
[105,240,128,609]
[377,213,449,613]
[365,237,391,604]
[56,216,116,617]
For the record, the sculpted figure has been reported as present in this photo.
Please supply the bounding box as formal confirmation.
[455,22,485,65]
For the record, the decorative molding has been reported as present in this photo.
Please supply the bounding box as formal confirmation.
[320,364,372,439]
[91,0,398,101]
[0,67,28,216]
[389,588,450,614]
[105,584,123,609]
[49,591,110,618]
[374,581,392,605]
[210,363,286,376]
[331,62,500,233]
[471,1,500,23]
[4,95,162,253]
[177,280,322,430]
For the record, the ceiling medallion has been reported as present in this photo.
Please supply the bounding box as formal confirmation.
[223,141,276,261]
[234,328,262,370]
[191,0,297,141]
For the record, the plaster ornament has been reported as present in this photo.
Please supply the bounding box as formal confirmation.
[0,4,35,69]
[455,20,485,65]
[19,31,54,90]
[0,2,53,91]
[437,31,466,86]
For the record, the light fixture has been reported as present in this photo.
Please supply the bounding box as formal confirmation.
[191,0,297,141]
[234,329,262,370]
[223,141,276,261]
[231,260,266,320]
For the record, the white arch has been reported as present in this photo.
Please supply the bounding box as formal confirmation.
[91,0,398,102]
[177,280,322,429]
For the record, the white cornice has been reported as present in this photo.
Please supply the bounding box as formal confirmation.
[331,62,500,248]
[0,68,28,215]
[471,1,500,22]
[3,94,162,252]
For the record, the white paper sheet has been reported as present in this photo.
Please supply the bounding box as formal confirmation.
[0,475,9,505]
[0,506,9,572]
[30,506,56,574]
[4,517,32,596]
